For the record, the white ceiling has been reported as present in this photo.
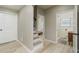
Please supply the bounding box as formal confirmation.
[0,5,55,11]
[38,5,55,10]
[0,5,24,12]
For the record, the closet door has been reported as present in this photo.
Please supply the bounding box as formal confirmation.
[0,12,17,44]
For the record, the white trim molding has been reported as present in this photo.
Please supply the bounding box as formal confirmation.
[16,40,31,53]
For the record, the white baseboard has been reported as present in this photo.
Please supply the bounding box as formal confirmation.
[45,39,57,44]
[16,40,31,53]
[17,39,57,53]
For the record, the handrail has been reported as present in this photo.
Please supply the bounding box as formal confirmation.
[73,33,79,35]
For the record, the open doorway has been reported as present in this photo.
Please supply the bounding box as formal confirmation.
[56,6,77,53]
[56,10,73,45]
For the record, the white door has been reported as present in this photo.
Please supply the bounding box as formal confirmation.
[0,12,17,44]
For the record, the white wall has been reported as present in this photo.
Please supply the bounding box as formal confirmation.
[37,8,44,16]
[18,5,33,50]
[45,5,74,42]
[73,6,77,52]
[0,8,17,43]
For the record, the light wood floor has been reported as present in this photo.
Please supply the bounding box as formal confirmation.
[0,40,73,53]
[41,40,73,53]
[0,41,28,53]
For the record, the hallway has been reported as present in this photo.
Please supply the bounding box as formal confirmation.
[0,5,77,53]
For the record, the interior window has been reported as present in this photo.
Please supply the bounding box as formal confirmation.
[60,18,71,27]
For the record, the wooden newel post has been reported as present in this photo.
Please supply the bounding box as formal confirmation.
[68,32,73,46]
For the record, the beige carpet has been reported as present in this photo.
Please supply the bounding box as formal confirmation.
[0,41,28,53]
